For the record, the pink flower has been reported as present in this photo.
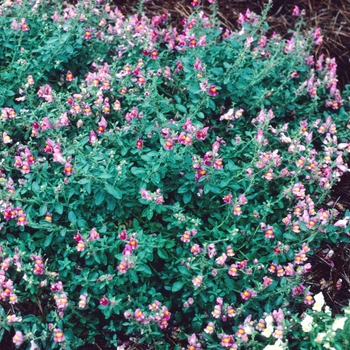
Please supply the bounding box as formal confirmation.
[241,289,256,301]
[21,18,30,31]
[216,253,227,266]
[262,276,273,287]
[334,217,349,228]
[78,293,88,308]
[63,163,73,176]
[207,243,217,258]
[134,308,145,321]
[76,240,85,252]
[192,275,203,287]
[194,58,203,71]
[3,132,12,144]
[214,158,223,169]
[233,205,242,216]
[97,117,107,134]
[129,237,138,250]
[13,331,24,346]
[292,284,305,297]
[164,138,174,150]
[273,325,284,339]
[191,0,200,6]
[66,71,74,81]
[88,228,99,241]
[204,322,215,334]
[265,226,274,239]
[222,193,232,203]
[212,304,222,318]
[84,29,92,40]
[227,305,236,318]
[181,231,191,243]
[89,130,97,144]
[191,244,202,255]
[221,334,235,347]
[236,326,248,342]
[304,292,314,305]
[56,293,69,310]
[228,264,238,277]
[117,260,128,274]
[53,329,65,343]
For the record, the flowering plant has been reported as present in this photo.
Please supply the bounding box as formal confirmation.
[1,0,350,349]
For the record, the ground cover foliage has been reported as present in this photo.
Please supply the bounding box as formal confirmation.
[1,0,350,349]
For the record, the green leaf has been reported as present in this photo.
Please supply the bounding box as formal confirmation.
[105,184,122,199]
[183,192,192,204]
[157,248,168,260]
[172,281,184,292]
[54,202,64,215]
[176,104,187,114]
[32,182,40,195]
[95,191,105,205]
[43,233,53,248]
[68,211,77,224]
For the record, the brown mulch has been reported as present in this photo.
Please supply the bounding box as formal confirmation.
[113,0,350,90]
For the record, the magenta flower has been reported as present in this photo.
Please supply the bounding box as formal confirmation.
[196,127,209,140]
[99,295,109,306]
[190,244,202,255]
[292,5,301,16]
[208,85,218,96]
[150,49,158,59]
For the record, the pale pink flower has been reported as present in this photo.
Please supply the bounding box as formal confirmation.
[192,275,203,287]
[53,329,65,343]
[13,331,24,346]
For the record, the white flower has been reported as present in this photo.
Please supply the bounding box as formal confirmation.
[323,342,336,350]
[300,314,313,332]
[263,339,288,350]
[265,315,273,326]
[262,325,274,338]
[332,317,347,331]
[312,292,325,312]
[314,332,327,344]
[261,315,275,338]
